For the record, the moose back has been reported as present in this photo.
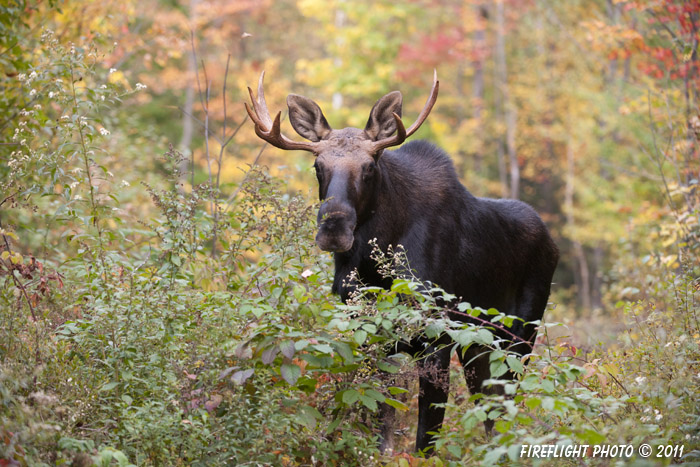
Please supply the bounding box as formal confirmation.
[245,71,559,454]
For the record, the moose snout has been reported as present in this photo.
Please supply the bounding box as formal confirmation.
[316,210,356,253]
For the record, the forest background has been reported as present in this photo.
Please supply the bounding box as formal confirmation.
[1,0,699,465]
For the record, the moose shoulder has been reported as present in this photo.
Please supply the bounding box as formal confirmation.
[245,71,559,454]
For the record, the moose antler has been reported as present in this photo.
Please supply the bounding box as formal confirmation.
[245,71,319,152]
[371,69,439,153]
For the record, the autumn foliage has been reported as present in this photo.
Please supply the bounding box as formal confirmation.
[1,0,699,465]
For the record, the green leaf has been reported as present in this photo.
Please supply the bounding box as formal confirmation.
[280,363,301,386]
[489,360,508,378]
[364,389,385,403]
[342,389,360,405]
[520,374,539,391]
[363,324,377,334]
[354,329,368,346]
[494,420,511,433]
[296,404,322,429]
[524,397,541,410]
[447,329,475,348]
[377,359,400,374]
[384,398,408,411]
[231,369,254,385]
[99,381,119,392]
[326,417,342,433]
[425,322,443,338]
[447,444,462,458]
[261,345,279,364]
[332,341,353,362]
[581,428,607,445]
[541,397,555,411]
[476,329,494,345]
[313,344,334,355]
[112,450,130,467]
[294,339,310,351]
[541,378,555,393]
[279,340,295,359]
[388,386,408,395]
[359,394,378,411]
[506,356,524,374]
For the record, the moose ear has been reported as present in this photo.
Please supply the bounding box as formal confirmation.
[287,94,333,142]
[364,91,403,141]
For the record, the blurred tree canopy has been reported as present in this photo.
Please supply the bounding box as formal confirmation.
[1,0,699,464]
[2,0,698,313]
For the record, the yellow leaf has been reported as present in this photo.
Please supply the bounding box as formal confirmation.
[603,363,619,377]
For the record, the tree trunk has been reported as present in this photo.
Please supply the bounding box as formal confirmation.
[472,3,486,173]
[179,0,198,191]
[565,137,591,312]
[495,0,518,199]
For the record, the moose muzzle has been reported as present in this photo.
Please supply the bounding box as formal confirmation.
[316,209,356,253]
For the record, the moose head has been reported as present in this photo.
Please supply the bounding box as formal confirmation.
[245,71,439,253]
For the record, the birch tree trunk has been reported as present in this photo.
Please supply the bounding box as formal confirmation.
[495,0,519,199]
[179,0,198,191]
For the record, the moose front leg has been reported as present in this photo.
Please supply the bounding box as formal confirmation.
[415,345,451,455]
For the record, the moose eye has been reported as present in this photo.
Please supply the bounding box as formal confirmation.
[362,162,376,181]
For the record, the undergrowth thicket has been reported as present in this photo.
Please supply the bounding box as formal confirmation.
[1,25,699,467]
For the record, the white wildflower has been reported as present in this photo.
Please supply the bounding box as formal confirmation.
[74,195,82,200]
[641,416,650,423]
[109,68,117,74]
[29,89,37,96]
[49,91,55,98]
[69,181,79,189]
[60,115,70,121]
[100,85,107,89]
[135,82,147,91]
[121,180,130,187]
[107,171,113,177]
[100,95,105,101]
[17,73,26,82]
[29,71,37,80]
[99,128,110,136]
[635,376,646,385]
[655,413,663,421]
[33,104,41,110]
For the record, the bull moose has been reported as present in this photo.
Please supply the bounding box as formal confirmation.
[245,71,559,454]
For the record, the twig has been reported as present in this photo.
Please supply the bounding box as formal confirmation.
[223,142,268,213]
[174,106,221,143]
[0,220,40,350]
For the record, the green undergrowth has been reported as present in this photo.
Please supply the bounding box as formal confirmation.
[1,29,698,467]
